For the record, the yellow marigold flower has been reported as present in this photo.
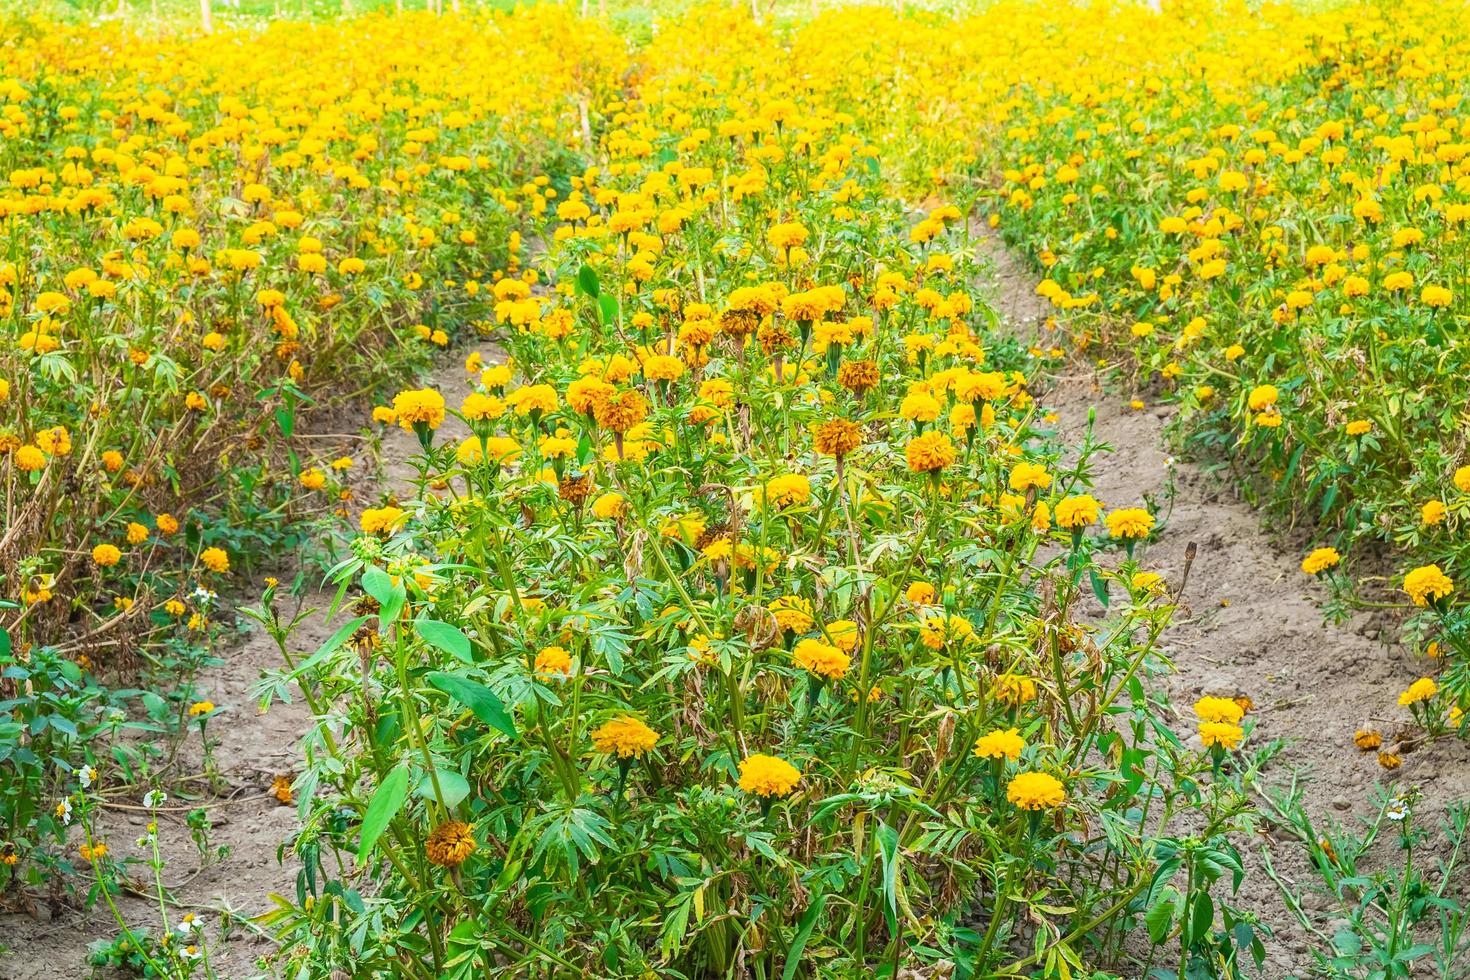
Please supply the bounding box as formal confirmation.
[590,492,626,520]
[91,543,122,567]
[188,700,214,717]
[300,468,327,490]
[360,507,406,534]
[973,727,1025,762]
[1378,751,1402,771]
[392,388,446,431]
[591,716,659,758]
[1404,564,1453,607]
[1006,771,1066,810]
[1105,507,1154,540]
[837,359,879,394]
[1008,461,1052,492]
[899,390,941,423]
[457,436,520,466]
[905,581,936,605]
[905,431,956,473]
[825,620,859,652]
[201,547,230,573]
[738,753,801,798]
[1421,284,1453,308]
[594,389,648,433]
[1455,466,1470,493]
[920,612,974,650]
[425,820,476,868]
[1345,419,1372,436]
[125,522,149,546]
[156,513,179,535]
[769,595,814,633]
[461,392,505,421]
[1198,721,1243,750]
[1194,696,1245,724]
[271,775,293,805]
[1301,547,1340,575]
[1398,677,1438,706]
[814,418,862,458]
[1054,494,1102,529]
[762,473,812,508]
[1247,384,1278,411]
[534,645,572,676]
[793,638,850,680]
[1353,729,1383,751]
[1422,500,1447,526]
[14,445,46,472]
[767,221,809,251]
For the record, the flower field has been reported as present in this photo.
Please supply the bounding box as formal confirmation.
[4,0,1470,978]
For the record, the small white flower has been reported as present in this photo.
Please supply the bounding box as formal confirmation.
[1387,798,1410,822]
[181,944,201,961]
[142,790,167,808]
[176,913,203,935]
[56,799,73,825]
[76,765,96,789]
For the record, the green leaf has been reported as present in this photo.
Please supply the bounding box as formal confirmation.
[414,619,472,663]
[417,768,470,809]
[426,671,517,739]
[0,627,10,659]
[782,892,828,980]
[357,763,410,860]
[576,264,600,298]
[1089,567,1110,608]
[877,820,900,935]
[1145,893,1177,945]
[597,293,619,326]
[363,566,405,627]
[285,614,371,681]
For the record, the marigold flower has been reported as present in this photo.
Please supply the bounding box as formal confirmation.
[1198,721,1243,750]
[738,753,802,798]
[837,359,879,394]
[425,820,476,868]
[188,700,215,717]
[793,638,850,680]
[1377,751,1402,771]
[1054,494,1102,529]
[905,581,936,605]
[1008,461,1052,492]
[1301,547,1340,575]
[1193,696,1245,724]
[534,645,572,676]
[814,418,862,457]
[905,431,956,473]
[594,389,649,433]
[591,716,659,758]
[1353,729,1382,751]
[360,507,406,534]
[762,473,812,508]
[973,727,1025,761]
[769,595,814,633]
[14,445,46,472]
[201,547,230,573]
[590,492,626,519]
[994,673,1037,706]
[92,544,122,567]
[392,388,446,431]
[1398,676,1438,706]
[1006,771,1066,810]
[1105,507,1154,540]
[1403,564,1453,607]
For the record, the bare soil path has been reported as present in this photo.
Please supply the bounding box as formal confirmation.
[1,340,503,980]
[979,231,1470,976]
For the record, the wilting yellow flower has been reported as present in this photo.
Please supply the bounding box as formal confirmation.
[1353,729,1383,751]
[814,418,862,458]
[425,820,476,868]
[1403,564,1453,607]
[973,728,1025,762]
[1398,677,1438,706]
[738,753,802,798]
[1301,547,1340,575]
[994,673,1037,706]
[591,716,659,758]
[1006,771,1066,810]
